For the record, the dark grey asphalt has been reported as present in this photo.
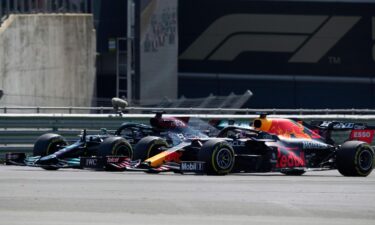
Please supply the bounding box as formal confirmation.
[0,166,374,225]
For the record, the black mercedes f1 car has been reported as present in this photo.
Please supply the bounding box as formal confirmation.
[5,112,211,170]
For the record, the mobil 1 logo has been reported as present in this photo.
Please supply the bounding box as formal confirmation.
[180,161,205,173]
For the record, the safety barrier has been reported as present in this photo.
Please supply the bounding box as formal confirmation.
[1,113,375,158]
[0,114,150,157]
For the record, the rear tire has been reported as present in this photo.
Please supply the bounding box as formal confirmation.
[132,136,168,161]
[198,139,235,175]
[337,141,374,177]
[33,133,67,157]
[98,137,133,158]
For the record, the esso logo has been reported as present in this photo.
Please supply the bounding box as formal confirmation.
[353,131,371,138]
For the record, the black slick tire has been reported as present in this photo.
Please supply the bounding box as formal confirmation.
[337,141,374,177]
[198,139,235,175]
[98,137,133,157]
[33,133,67,157]
[132,136,168,161]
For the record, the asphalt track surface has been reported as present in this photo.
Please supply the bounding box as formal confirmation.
[0,166,374,225]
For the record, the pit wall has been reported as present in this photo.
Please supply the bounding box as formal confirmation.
[0,14,96,107]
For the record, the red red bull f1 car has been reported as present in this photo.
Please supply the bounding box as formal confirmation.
[92,114,375,176]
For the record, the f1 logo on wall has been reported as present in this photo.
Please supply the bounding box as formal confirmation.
[180,14,361,63]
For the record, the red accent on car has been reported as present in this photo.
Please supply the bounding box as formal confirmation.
[267,119,323,140]
[150,117,189,129]
[276,147,305,168]
[349,130,375,144]
[164,151,182,162]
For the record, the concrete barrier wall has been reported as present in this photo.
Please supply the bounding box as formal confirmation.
[0,14,96,107]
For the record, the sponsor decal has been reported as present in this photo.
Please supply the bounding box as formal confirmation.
[354,125,366,130]
[85,158,98,166]
[319,122,366,130]
[263,118,319,140]
[276,149,305,168]
[181,161,205,171]
[231,140,246,147]
[352,131,372,138]
[350,130,375,144]
[302,141,328,149]
[107,157,120,163]
[333,122,355,129]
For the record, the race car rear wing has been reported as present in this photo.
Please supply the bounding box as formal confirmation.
[308,121,375,144]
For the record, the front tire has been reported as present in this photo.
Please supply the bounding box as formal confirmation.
[198,140,235,175]
[98,137,133,158]
[337,141,374,177]
[132,136,168,161]
[33,133,67,157]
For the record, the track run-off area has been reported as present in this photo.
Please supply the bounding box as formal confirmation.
[0,165,374,225]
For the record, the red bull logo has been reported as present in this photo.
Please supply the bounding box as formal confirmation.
[254,118,322,140]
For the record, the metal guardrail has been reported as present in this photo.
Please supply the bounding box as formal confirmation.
[1,113,375,158]
[1,106,375,115]
[0,114,148,157]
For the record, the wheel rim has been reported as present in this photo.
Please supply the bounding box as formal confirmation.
[216,148,233,170]
[358,148,373,171]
